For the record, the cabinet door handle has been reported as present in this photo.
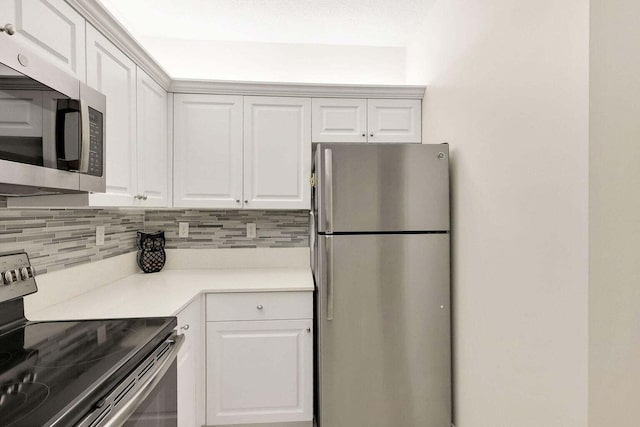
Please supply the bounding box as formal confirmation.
[306,327,311,333]
[370,133,374,137]
[256,304,263,310]
[180,324,190,331]
[361,133,366,137]
[0,24,15,35]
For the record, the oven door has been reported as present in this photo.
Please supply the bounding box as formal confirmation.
[77,333,184,427]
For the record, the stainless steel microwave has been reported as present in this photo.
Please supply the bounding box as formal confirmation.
[0,34,106,196]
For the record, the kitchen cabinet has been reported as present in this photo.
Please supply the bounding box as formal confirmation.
[243,96,311,209]
[312,98,422,143]
[136,68,169,207]
[205,292,313,426]
[86,24,137,206]
[176,297,205,427]
[4,0,86,80]
[173,94,243,208]
[173,95,311,209]
[311,98,367,143]
[367,98,422,143]
[86,25,169,207]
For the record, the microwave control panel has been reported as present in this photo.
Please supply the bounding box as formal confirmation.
[88,107,104,177]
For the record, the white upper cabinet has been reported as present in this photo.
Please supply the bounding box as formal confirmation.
[174,95,311,210]
[136,68,169,207]
[367,99,422,143]
[173,94,243,209]
[244,96,311,210]
[312,98,422,143]
[4,0,86,80]
[86,24,137,206]
[311,98,367,143]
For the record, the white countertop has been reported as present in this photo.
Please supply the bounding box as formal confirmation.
[25,248,314,321]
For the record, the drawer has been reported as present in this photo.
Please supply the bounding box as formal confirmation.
[206,292,312,321]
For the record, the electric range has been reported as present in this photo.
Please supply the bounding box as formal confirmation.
[0,252,183,427]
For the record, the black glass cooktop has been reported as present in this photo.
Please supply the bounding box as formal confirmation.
[0,316,176,427]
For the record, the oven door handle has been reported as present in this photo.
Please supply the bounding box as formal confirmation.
[77,332,185,427]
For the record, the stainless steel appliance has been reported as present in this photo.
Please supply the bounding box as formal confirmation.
[311,143,451,427]
[0,252,183,426]
[0,32,106,196]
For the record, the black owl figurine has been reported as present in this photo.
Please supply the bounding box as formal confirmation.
[136,231,166,273]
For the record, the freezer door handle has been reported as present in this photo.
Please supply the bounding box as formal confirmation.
[324,148,334,233]
[326,237,334,320]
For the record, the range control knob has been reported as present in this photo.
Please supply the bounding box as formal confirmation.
[13,269,20,282]
[20,267,30,279]
[3,271,13,285]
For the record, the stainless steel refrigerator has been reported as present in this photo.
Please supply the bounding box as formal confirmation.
[311,143,451,427]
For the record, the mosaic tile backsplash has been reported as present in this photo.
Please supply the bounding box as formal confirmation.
[145,210,309,249]
[0,209,143,274]
[0,209,309,274]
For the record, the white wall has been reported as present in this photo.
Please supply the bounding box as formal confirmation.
[589,0,640,424]
[406,1,589,426]
[140,38,406,84]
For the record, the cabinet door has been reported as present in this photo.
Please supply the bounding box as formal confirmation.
[173,94,243,208]
[4,0,86,80]
[367,99,422,143]
[244,96,311,209]
[86,25,137,206]
[206,319,313,425]
[136,68,168,207]
[177,298,204,427]
[311,98,367,143]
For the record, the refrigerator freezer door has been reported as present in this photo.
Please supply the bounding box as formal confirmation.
[315,233,451,427]
[315,144,449,233]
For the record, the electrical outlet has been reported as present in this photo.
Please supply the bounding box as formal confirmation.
[179,222,189,238]
[96,226,105,246]
[246,223,257,239]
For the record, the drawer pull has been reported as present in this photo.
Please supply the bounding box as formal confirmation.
[256,305,264,310]
[180,324,190,331]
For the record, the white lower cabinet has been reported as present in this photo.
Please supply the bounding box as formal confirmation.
[205,292,314,426]
[176,298,205,427]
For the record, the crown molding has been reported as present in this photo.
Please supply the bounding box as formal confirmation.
[65,1,425,98]
[170,79,426,99]
[65,0,171,90]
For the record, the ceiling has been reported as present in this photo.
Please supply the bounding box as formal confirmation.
[99,0,435,47]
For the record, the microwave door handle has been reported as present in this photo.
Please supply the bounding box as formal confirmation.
[55,99,82,171]
[78,101,90,173]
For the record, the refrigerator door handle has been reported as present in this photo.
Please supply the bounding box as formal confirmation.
[324,148,334,233]
[309,211,316,272]
[326,236,334,320]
